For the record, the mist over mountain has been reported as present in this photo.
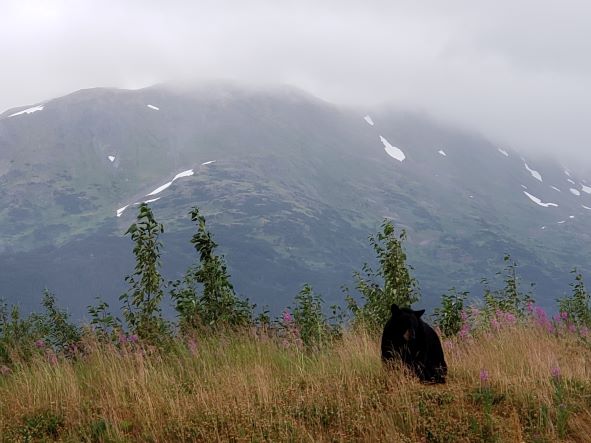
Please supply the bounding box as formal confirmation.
[1,83,590,318]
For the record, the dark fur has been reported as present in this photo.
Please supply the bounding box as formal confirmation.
[381,304,447,383]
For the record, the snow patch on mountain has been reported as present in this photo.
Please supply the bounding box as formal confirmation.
[498,148,509,157]
[116,205,129,217]
[9,105,44,117]
[147,169,195,196]
[201,160,216,166]
[524,162,543,182]
[557,220,566,224]
[108,156,115,163]
[582,205,591,210]
[438,150,447,157]
[142,197,161,204]
[565,170,571,177]
[581,184,591,194]
[380,136,405,162]
[523,191,558,208]
[147,105,159,111]
[364,115,374,126]
[569,188,581,196]
[551,186,561,192]
[567,179,575,185]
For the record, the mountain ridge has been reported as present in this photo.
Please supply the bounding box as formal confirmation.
[1,83,589,317]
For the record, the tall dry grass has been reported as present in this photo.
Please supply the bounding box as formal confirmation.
[1,324,590,442]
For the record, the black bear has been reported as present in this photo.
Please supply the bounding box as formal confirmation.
[381,304,447,384]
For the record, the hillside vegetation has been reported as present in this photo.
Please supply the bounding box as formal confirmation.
[1,324,590,442]
[1,204,591,442]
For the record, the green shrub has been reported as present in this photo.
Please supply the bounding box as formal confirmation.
[345,220,419,333]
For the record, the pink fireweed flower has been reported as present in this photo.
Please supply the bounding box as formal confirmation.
[282,310,293,324]
[551,366,561,379]
[0,365,10,375]
[480,369,490,384]
[47,351,58,366]
[129,334,139,343]
[567,323,577,334]
[118,332,128,345]
[187,337,198,356]
[459,320,471,339]
[560,311,568,321]
[503,312,517,326]
[580,326,589,337]
[35,339,45,349]
[490,317,500,331]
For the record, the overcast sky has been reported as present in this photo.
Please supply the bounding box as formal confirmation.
[2,0,591,165]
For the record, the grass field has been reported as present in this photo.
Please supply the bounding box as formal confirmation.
[1,321,590,442]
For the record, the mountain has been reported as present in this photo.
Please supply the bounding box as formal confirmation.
[1,83,590,318]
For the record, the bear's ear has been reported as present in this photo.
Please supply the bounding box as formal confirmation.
[414,309,425,318]
[391,304,400,315]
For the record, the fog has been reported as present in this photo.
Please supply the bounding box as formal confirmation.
[2,0,591,167]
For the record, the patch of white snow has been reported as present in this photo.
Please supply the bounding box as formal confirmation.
[569,215,575,219]
[438,150,447,157]
[201,160,216,166]
[565,170,571,177]
[146,169,194,196]
[521,185,528,189]
[581,184,591,194]
[557,220,566,224]
[551,186,561,192]
[523,191,558,207]
[108,155,116,162]
[567,178,575,184]
[379,136,406,162]
[364,115,374,126]
[498,148,509,157]
[147,104,159,111]
[582,205,591,210]
[524,162,543,182]
[116,205,129,217]
[142,197,161,204]
[569,188,581,196]
[9,105,44,117]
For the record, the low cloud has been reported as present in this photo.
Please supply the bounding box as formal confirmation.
[2,0,591,166]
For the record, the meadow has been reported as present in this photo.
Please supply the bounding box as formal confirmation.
[1,207,591,442]
[1,317,590,442]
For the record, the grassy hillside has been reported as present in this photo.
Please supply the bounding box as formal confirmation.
[0,323,590,442]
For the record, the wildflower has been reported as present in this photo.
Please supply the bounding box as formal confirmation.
[503,312,517,326]
[490,317,500,331]
[187,337,198,356]
[480,369,490,384]
[47,351,58,366]
[0,365,10,375]
[534,306,547,322]
[580,326,589,337]
[458,323,471,339]
[282,310,293,324]
[35,339,45,349]
[118,332,128,345]
[560,311,568,321]
[551,366,561,379]
[567,323,577,334]
[129,334,139,343]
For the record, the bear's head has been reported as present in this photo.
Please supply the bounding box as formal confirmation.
[388,304,425,342]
